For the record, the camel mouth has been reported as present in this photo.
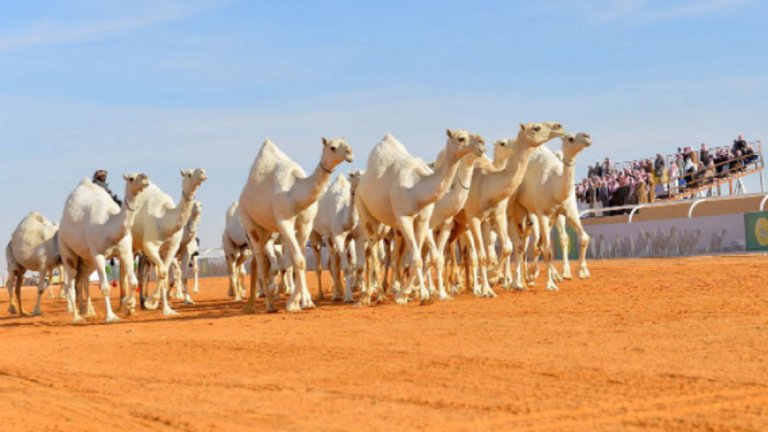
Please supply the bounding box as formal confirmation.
[345,154,355,163]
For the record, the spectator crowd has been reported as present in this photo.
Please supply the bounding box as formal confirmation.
[575,135,760,214]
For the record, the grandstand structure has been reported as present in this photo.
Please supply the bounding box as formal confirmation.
[579,140,764,219]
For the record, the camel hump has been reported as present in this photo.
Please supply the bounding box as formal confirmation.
[26,211,45,223]
[226,201,239,218]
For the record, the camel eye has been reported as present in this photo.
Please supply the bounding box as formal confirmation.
[331,146,337,151]
[533,126,541,132]
[459,136,466,142]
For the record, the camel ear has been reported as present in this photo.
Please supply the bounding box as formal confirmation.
[519,124,526,132]
[123,174,130,181]
[180,169,191,177]
[322,137,330,147]
[446,129,454,138]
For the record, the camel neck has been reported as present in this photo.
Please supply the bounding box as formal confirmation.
[483,144,536,206]
[411,148,462,210]
[291,162,333,213]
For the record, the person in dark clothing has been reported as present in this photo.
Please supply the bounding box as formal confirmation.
[92,169,122,206]
[733,134,748,154]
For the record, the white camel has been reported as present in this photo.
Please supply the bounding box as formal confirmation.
[5,212,62,316]
[310,170,362,302]
[455,122,564,296]
[59,173,149,323]
[170,200,203,304]
[239,137,354,313]
[355,130,484,305]
[424,134,489,300]
[134,169,207,316]
[222,201,251,301]
[510,132,592,291]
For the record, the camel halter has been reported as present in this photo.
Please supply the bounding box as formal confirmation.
[320,162,334,174]
[124,201,136,212]
[563,158,576,168]
[182,191,194,202]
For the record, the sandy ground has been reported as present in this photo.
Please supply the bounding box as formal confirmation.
[1,255,767,431]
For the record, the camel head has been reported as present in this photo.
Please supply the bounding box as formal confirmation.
[122,173,149,199]
[446,129,485,160]
[321,137,354,172]
[517,122,565,149]
[561,132,592,161]
[180,168,208,200]
[348,170,364,192]
[493,138,516,161]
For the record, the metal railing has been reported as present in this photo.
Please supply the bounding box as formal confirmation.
[579,192,768,222]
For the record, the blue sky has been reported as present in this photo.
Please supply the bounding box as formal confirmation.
[1,0,767,272]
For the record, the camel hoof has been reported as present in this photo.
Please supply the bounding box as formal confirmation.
[72,316,85,324]
[343,296,354,303]
[578,269,590,279]
[286,301,301,313]
[8,305,18,315]
[301,300,316,310]
[31,309,42,317]
[394,295,408,305]
[105,315,121,323]
[438,293,453,301]
[143,299,159,311]
[183,298,195,306]
[163,309,179,317]
[545,283,559,292]
[243,303,256,314]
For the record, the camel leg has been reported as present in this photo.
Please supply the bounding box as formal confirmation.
[309,232,324,301]
[352,235,369,305]
[227,253,242,300]
[565,214,591,279]
[330,236,348,302]
[342,237,356,302]
[390,232,408,303]
[461,227,482,296]
[490,206,513,289]
[14,271,26,316]
[537,215,558,291]
[434,222,455,298]
[277,220,312,312]
[396,215,428,304]
[179,254,195,305]
[117,249,138,315]
[6,270,18,315]
[92,255,120,322]
[469,217,495,298]
[170,258,184,300]
[428,227,451,301]
[141,245,166,312]
[31,269,48,316]
[158,254,178,316]
[62,263,83,323]
[509,215,528,291]
[191,255,200,294]
[557,215,573,280]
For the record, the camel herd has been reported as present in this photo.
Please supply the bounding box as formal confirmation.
[5,122,593,323]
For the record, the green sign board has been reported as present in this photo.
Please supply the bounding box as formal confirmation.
[744,211,768,251]
[553,224,579,260]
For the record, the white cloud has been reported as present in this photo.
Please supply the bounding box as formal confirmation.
[0,0,227,54]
